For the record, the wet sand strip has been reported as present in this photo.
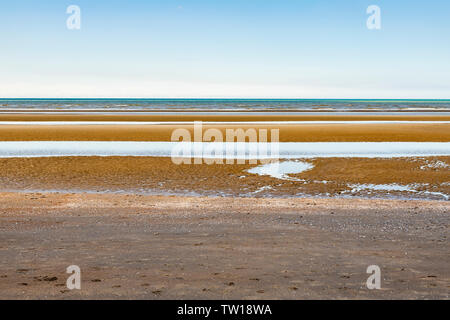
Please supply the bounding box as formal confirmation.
[0,113,450,122]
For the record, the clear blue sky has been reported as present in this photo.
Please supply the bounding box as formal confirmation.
[0,0,449,98]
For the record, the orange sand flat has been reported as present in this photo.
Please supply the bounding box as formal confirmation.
[0,123,449,142]
[0,156,448,200]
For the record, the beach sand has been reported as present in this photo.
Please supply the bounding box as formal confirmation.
[0,111,448,299]
[0,192,448,299]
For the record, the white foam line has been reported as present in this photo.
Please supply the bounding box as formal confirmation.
[0,121,449,125]
[349,183,416,192]
[346,183,449,200]
[0,141,449,158]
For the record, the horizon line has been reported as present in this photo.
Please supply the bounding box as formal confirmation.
[1,98,450,101]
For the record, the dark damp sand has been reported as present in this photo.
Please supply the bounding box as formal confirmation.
[0,192,448,299]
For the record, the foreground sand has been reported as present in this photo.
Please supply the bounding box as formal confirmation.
[0,192,448,299]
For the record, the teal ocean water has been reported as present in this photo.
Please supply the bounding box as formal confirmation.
[1,99,450,111]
